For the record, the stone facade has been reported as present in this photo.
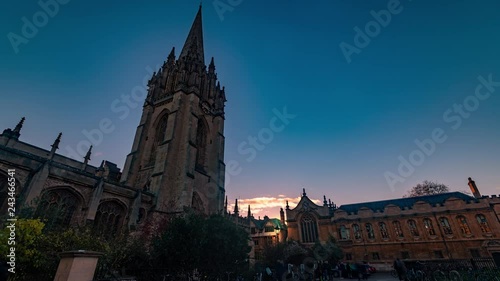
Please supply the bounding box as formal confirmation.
[286,184,500,269]
[0,6,225,232]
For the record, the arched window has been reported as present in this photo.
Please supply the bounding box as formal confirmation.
[423,218,436,236]
[476,214,491,233]
[300,214,318,243]
[36,189,79,229]
[439,217,453,235]
[393,221,404,238]
[365,223,375,239]
[456,216,471,235]
[149,114,168,165]
[195,118,208,170]
[408,220,419,237]
[94,201,125,236]
[379,222,389,239]
[339,225,350,240]
[352,224,361,240]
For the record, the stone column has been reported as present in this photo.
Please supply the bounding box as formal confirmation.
[53,250,103,281]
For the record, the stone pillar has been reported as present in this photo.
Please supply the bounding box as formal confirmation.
[53,250,102,281]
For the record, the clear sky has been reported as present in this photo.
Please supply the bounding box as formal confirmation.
[1,0,499,218]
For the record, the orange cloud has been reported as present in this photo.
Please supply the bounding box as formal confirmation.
[228,196,321,219]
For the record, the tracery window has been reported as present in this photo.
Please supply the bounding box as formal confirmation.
[36,189,79,229]
[379,222,389,239]
[300,214,318,243]
[423,218,436,236]
[408,220,419,237]
[393,221,404,238]
[456,216,471,235]
[352,224,362,240]
[476,214,491,233]
[149,114,168,165]
[339,225,350,240]
[94,201,125,236]
[439,217,453,235]
[365,223,375,239]
[195,119,207,169]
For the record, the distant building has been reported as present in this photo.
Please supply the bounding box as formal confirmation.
[0,6,226,233]
[224,198,287,264]
[286,181,500,269]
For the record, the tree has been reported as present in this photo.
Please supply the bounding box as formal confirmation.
[312,236,343,263]
[151,214,251,280]
[404,180,450,197]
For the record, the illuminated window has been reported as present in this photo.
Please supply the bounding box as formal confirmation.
[393,221,404,238]
[408,220,419,237]
[476,214,491,233]
[300,214,318,243]
[439,217,453,235]
[456,216,471,235]
[423,218,436,236]
[379,222,389,239]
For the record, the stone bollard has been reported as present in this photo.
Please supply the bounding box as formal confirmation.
[53,250,103,281]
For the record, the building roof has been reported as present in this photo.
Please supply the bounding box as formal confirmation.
[337,192,475,214]
[251,216,287,230]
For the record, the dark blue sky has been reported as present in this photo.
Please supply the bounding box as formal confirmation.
[1,0,499,216]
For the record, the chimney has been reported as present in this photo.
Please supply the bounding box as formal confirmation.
[468,177,481,199]
[280,207,285,224]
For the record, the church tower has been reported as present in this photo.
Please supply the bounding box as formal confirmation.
[120,6,226,215]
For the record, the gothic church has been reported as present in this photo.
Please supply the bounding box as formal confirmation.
[0,6,226,232]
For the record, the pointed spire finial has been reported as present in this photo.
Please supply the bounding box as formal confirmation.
[234,198,239,214]
[51,133,62,150]
[179,5,204,63]
[247,205,251,218]
[302,188,306,197]
[84,145,92,162]
[286,200,290,210]
[13,117,25,133]
[49,132,62,159]
[323,195,328,206]
[167,47,176,62]
[209,57,215,73]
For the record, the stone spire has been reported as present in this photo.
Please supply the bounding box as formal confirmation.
[13,117,25,134]
[224,195,228,214]
[83,145,92,170]
[166,47,176,65]
[179,5,204,64]
[234,198,239,215]
[247,205,251,218]
[49,132,62,159]
[208,57,215,73]
[302,188,307,197]
[323,195,328,206]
